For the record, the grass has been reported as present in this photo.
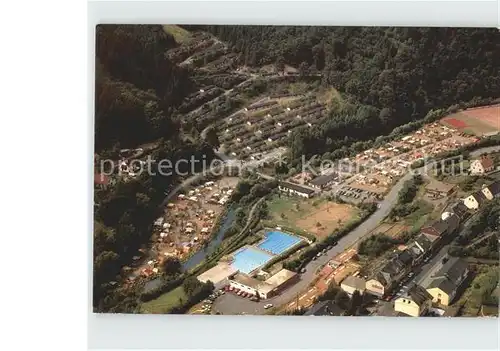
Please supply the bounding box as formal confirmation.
[404,200,434,228]
[163,25,192,44]
[140,286,187,314]
[266,194,360,239]
[454,266,499,316]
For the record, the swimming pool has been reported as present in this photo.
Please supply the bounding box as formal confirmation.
[257,231,302,255]
[231,247,273,274]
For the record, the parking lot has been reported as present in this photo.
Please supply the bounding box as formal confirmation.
[335,186,381,204]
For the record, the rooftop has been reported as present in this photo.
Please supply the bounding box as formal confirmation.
[309,173,338,187]
[406,285,433,306]
[197,262,239,285]
[279,181,316,195]
[484,180,500,196]
[341,275,366,291]
[264,269,297,287]
[475,156,494,170]
[231,273,275,293]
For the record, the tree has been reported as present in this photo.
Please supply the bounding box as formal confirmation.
[348,291,363,315]
[204,126,220,149]
[182,276,202,297]
[163,257,181,276]
[298,61,309,77]
[275,56,285,74]
[334,290,350,310]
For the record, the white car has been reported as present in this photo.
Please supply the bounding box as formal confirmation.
[264,304,273,309]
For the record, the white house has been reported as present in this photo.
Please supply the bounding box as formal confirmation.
[481,181,500,201]
[463,191,487,210]
[470,156,494,175]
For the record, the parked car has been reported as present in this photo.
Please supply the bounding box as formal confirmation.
[264,304,273,309]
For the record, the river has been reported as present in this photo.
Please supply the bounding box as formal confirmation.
[142,207,236,292]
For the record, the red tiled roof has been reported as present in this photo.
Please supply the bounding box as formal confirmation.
[479,156,494,170]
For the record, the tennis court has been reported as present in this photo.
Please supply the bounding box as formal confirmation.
[257,231,303,255]
[231,246,273,274]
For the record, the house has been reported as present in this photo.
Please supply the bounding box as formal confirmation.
[341,275,366,296]
[463,190,488,210]
[420,215,460,239]
[470,155,494,175]
[278,181,315,198]
[413,233,435,255]
[425,257,469,306]
[442,202,470,221]
[309,173,338,190]
[481,181,500,201]
[378,258,410,291]
[304,300,345,316]
[365,278,386,298]
[394,285,433,317]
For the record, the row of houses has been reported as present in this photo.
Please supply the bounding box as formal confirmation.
[463,180,500,210]
[394,256,470,316]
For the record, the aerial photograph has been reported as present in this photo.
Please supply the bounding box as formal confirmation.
[93,25,499,317]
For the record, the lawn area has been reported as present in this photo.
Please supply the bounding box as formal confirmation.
[454,265,499,316]
[163,25,192,44]
[403,200,434,229]
[140,286,187,314]
[266,195,360,239]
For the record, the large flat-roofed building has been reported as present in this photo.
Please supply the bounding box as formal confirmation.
[278,181,315,198]
[228,268,298,299]
[197,262,239,286]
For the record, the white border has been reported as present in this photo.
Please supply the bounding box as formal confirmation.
[88,1,500,350]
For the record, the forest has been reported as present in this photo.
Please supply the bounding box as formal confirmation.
[200,26,500,159]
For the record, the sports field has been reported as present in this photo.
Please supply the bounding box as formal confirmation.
[267,196,359,238]
[441,105,500,136]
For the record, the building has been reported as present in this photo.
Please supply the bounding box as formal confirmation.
[309,173,338,190]
[394,285,433,317]
[341,275,366,296]
[365,278,385,298]
[420,215,460,238]
[278,181,315,198]
[481,181,500,200]
[425,182,456,198]
[197,262,239,287]
[442,202,470,221]
[305,300,345,316]
[228,269,298,299]
[463,190,488,210]
[425,257,469,306]
[470,156,494,175]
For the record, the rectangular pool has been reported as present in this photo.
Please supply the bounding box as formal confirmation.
[257,231,302,255]
[231,247,273,274]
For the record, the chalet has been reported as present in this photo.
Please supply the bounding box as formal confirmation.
[278,181,315,198]
[470,155,494,175]
[463,190,488,210]
[481,181,500,200]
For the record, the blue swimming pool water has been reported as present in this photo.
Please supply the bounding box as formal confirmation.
[257,231,302,255]
[231,247,273,274]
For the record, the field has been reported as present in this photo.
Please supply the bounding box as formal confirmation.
[140,286,187,314]
[370,222,409,239]
[441,105,500,136]
[267,196,359,238]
